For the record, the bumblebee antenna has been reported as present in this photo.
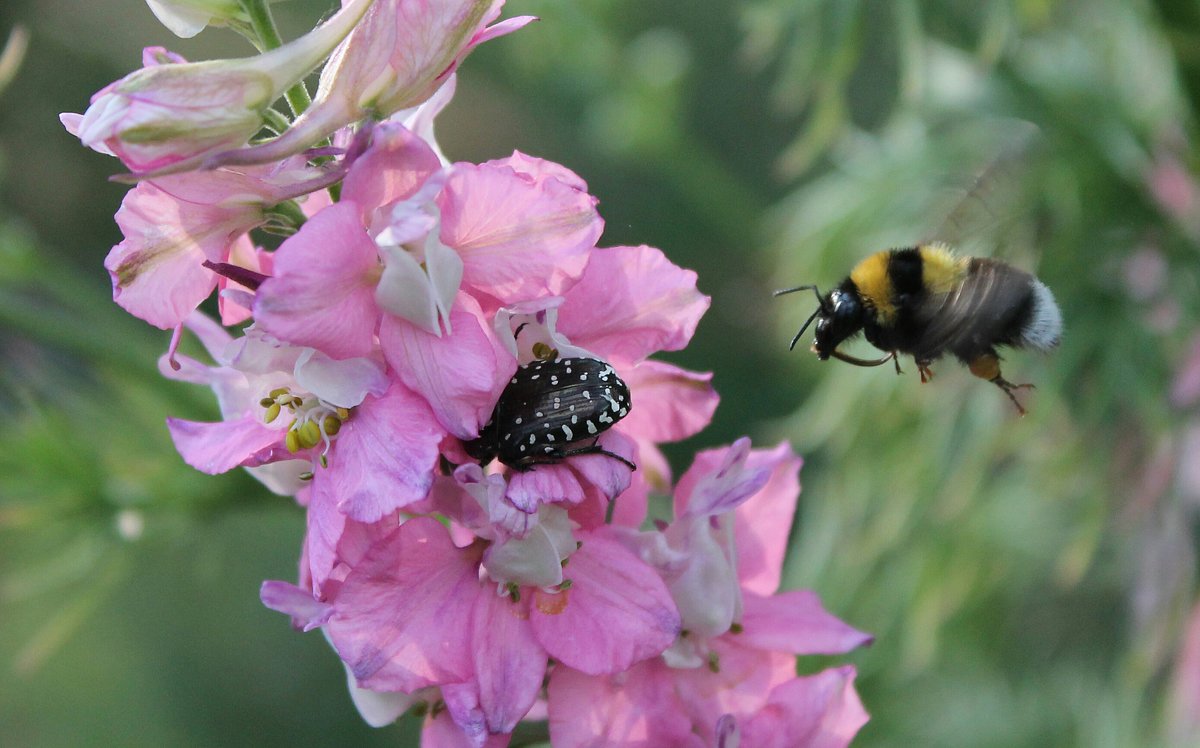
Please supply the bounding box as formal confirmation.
[787,308,821,351]
[775,285,826,351]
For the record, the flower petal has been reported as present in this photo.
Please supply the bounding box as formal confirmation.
[532,527,679,675]
[737,591,872,656]
[327,518,481,692]
[166,415,282,474]
[254,201,380,359]
[341,122,442,219]
[380,294,516,440]
[619,361,718,444]
[556,245,709,364]
[505,465,584,514]
[546,661,699,748]
[469,590,546,735]
[259,580,332,631]
[293,348,389,408]
[316,382,443,522]
[439,157,600,306]
[738,667,869,748]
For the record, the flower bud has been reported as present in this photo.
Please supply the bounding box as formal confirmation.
[206,0,535,169]
[62,0,376,175]
[144,0,246,38]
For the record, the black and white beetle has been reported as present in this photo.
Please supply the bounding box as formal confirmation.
[464,356,636,471]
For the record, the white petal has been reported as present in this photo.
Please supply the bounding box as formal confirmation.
[375,244,440,335]
[294,348,388,408]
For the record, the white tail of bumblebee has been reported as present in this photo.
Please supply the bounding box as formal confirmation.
[1022,280,1062,350]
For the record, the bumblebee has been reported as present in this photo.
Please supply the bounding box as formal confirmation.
[777,242,1062,414]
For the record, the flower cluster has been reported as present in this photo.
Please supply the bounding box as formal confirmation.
[66,1,871,745]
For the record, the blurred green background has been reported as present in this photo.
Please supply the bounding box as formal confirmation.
[3,0,1200,745]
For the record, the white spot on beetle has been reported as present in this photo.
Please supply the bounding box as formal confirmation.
[586,420,598,435]
[547,434,555,442]
[514,417,523,424]
[598,412,613,424]
[528,434,536,445]
[563,425,573,440]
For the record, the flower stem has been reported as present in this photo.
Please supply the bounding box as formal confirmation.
[238,0,313,117]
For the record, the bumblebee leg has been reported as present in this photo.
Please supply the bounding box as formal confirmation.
[893,353,904,376]
[967,353,1034,416]
[917,360,935,383]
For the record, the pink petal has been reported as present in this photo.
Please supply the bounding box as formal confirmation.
[342,123,442,219]
[469,591,546,735]
[304,474,348,592]
[422,704,514,748]
[316,383,443,522]
[327,518,481,692]
[556,245,709,364]
[439,158,600,306]
[254,201,380,359]
[380,294,516,440]
[546,661,699,748]
[565,429,637,502]
[738,591,872,655]
[672,641,797,736]
[166,415,282,474]
[532,528,680,675]
[505,465,584,513]
[673,441,801,596]
[608,468,651,529]
[259,580,332,631]
[738,667,869,748]
[734,443,802,596]
[619,361,718,443]
[107,181,236,329]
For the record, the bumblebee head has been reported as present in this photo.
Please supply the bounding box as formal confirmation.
[776,282,866,358]
[812,286,865,360]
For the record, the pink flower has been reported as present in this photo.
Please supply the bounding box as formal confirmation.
[545,439,872,747]
[104,158,341,329]
[209,0,535,169]
[251,125,603,442]
[264,516,680,744]
[162,314,443,521]
[62,0,373,175]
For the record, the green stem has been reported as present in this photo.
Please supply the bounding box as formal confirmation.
[238,0,313,117]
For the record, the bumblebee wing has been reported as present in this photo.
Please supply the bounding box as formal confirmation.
[922,121,1041,256]
[913,259,1035,361]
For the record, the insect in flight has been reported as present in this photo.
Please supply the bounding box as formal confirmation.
[776,242,1061,414]
[463,355,636,471]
